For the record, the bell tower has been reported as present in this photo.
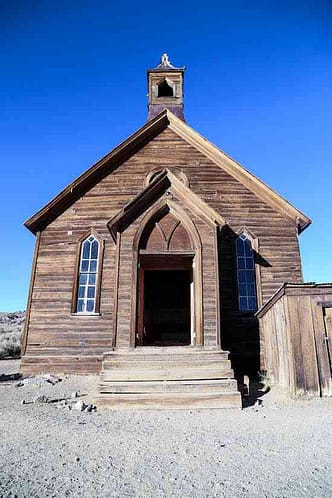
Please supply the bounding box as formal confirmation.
[147,54,186,121]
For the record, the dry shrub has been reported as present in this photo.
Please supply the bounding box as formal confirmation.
[0,312,25,359]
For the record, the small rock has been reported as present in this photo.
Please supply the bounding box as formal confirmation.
[15,374,61,388]
[43,374,62,385]
[71,391,79,399]
[21,400,25,405]
[73,400,87,412]
[58,400,67,409]
[34,394,50,404]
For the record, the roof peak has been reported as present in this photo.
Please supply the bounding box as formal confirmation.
[24,108,311,235]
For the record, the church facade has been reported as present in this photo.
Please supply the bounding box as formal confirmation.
[22,55,320,408]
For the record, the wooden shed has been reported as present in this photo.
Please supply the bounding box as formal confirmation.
[257,283,332,397]
[21,54,315,408]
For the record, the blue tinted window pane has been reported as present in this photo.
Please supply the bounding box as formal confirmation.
[238,270,246,283]
[81,260,89,272]
[82,241,90,259]
[246,271,255,283]
[91,240,99,259]
[88,274,96,285]
[87,300,94,312]
[238,257,245,269]
[90,260,97,272]
[248,297,257,310]
[78,286,85,298]
[244,240,252,257]
[246,258,254,270]
[239,283,247,296]
[87,286,95,298]
[239,297,247,310]
[236,239,245,256]
[77,299,84,312]
[79,274,87,285]
[248,283,256,296]
[246,258,253,270]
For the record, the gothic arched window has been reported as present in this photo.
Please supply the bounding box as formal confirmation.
[235,234,258,311]
[157,79,174,97]
[76,235,100,313]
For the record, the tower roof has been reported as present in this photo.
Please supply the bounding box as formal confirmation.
[148,53,185,72]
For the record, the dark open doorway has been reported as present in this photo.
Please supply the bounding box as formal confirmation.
[137,255,193,346]
[143,270,191,346]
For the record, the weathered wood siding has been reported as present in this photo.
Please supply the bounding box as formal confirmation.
[22,127,303,374]
[258,284,332,396]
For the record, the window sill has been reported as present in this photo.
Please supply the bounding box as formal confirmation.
[71,312,101,317]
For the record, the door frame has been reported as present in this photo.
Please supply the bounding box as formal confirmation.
[129,201,204,348]
[136,253,194,346]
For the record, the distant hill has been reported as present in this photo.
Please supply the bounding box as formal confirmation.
[0,311,25,358]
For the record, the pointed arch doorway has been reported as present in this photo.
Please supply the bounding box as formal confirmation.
[136,206,198,347]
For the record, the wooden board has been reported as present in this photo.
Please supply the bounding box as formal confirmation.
[258,285,332,397]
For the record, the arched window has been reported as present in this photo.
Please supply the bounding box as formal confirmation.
[235,234,257,311]
[76,235,100,313]
[157,79,174,97]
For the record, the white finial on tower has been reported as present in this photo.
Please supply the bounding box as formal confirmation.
[161,53,170,66]
[157,53,175,69]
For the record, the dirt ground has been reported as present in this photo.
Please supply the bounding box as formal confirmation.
[0,359,331,498]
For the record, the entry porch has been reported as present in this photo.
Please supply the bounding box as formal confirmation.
[96,347,241,409]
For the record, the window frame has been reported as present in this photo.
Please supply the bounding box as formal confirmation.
[71,230,104,315]
[234,229,262,313]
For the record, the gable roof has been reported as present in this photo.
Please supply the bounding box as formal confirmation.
[24,109,311,234]
[107,169,226,242]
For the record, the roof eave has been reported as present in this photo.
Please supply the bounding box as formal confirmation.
[165,111,312,232]
[24,108,312,235]
[24,110,171,234]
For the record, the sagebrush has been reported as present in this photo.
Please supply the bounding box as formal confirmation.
[0,312,25,359]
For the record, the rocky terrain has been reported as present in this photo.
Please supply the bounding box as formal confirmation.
[0,359,331,498]
[0,311,25,358]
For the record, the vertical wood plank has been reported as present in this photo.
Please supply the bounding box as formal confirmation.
[21,231,41,355]
[112,232,121,348]
[312,300,332,396]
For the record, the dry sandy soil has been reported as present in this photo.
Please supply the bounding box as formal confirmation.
[0,359,331,498]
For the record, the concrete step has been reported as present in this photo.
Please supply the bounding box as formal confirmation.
[99,378,238,394]
[95,391,242,409]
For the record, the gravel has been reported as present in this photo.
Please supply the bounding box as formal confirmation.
[0,360,331,497]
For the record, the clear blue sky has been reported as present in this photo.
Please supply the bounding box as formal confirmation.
[1,0,331,311]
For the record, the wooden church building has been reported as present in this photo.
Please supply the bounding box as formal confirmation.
[21,55,332,408]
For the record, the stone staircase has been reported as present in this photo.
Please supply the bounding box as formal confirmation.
[96,347,242,409]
